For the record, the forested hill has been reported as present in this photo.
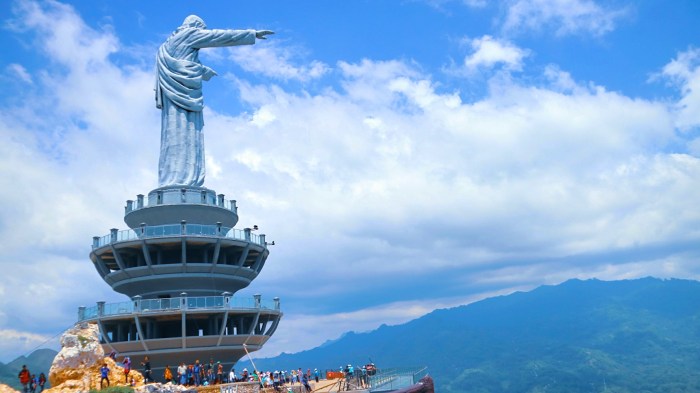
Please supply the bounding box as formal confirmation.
[241,277,700,392]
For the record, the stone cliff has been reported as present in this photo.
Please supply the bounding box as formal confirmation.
[45,322,144,392]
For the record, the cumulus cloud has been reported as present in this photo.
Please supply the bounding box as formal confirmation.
[463,35,529,73]
[501,0,627,37]
[227,42,330,82]
[658,47,700,131]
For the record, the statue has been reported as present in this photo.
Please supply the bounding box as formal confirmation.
[155,15,273,187]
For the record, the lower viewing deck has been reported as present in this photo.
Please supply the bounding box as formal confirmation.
[79,294,282,365]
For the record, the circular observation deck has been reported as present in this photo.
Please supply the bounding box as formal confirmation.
[91,223,270,298]
[124,186,239,229]
[78,294,282,367]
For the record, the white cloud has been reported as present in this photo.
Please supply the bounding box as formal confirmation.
[5,63,33,83]
[463,35,529,73]
[659,47,700,131]
[501,0,627,37]
[227,42,330,82]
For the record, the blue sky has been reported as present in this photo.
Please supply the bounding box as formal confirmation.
[1,0,699,363]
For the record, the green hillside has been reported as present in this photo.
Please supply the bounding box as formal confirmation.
[0,348,56,390]
[240,277,700,392]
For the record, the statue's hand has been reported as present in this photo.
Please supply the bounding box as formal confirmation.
[255,30,274,40]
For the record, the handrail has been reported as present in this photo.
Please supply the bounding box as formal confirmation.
[369,367,429,392]
[78,295,281,321]
[92,224,265,249]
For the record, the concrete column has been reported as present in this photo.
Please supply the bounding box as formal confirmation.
[156,190,163,205]
[78,306,86,321]
[137,194,144,208]
[244,228,251,241]
[133,295,142,313]
[181,220,187,235]
[110,228,118,243]
[222,292,232,308]
[231,200,238,213]
[126,200,134,213]
[181,292,188,310]
[201,190,207,204]
[216,222,222,236]
[92,236,100,248]
[181,188,187,203]
[218,194,225,207]
[97,301,105,317]
[254,294,261,308]
[260,234,266,246]
[274,297,280,310]
[140,223,146,236]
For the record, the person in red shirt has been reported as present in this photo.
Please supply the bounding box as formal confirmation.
[18,365,31,393]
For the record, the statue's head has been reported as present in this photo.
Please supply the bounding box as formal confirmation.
[182,15,206,29]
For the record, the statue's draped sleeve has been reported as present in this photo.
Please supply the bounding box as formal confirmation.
[155,28,256,111]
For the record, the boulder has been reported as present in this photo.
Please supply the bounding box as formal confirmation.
[0,384,20,393]
[44,322,144,392]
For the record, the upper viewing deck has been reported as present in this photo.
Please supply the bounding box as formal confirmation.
[124,186,240,228]
[92,223,267,249]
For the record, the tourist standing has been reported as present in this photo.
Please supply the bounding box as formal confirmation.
[229,367,237,383]
[18,365,31,393]
[216,361,223,384]
[122,357,131,383]
[193,360,202,386]
[99,363,110,389]
[164,365,173,383]
[141,356,152,383]
[177,362,187,385]
[38,373,46,392]
[314,368,319,383]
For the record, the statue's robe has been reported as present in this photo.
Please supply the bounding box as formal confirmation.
[156,27,256,187]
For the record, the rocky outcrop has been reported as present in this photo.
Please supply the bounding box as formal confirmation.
[45,322,144,392]
[0,384,20,393]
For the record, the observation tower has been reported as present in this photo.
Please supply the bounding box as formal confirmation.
[77,15,281,367]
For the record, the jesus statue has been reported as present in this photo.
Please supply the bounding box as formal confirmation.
[155,15,273,187]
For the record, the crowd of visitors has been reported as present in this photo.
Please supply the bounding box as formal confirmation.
[114,355,321,392]
[16,365,46,393]
[17,354,371,392]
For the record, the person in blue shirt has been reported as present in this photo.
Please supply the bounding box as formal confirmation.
[99,363,110,389]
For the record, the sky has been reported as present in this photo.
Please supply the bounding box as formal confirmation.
[0,0,699,363]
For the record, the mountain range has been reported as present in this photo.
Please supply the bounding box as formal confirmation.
[4,277,700,392]
[239,277,700,392]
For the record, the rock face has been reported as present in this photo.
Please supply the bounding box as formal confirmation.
[0,384,20,393]
[45,322,144,392]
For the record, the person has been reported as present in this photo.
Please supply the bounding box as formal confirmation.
[155,15,273,188]
[216,361,223,384]
[241,368,248,382]
[38,373,46,392]
[18,365,31,393]
[301,373,311,393]
[99,363,110,389]
[314,368,319,383]
[177,362,187,385]
[29,374,37,393]
[122,356,131,383]
[193,360,201,386]
[164,365,173,384]
[141,356,152,383]
[228,367,236,384]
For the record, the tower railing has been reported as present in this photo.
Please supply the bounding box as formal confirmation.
[92,224,265,249]
[78,295,281,321]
